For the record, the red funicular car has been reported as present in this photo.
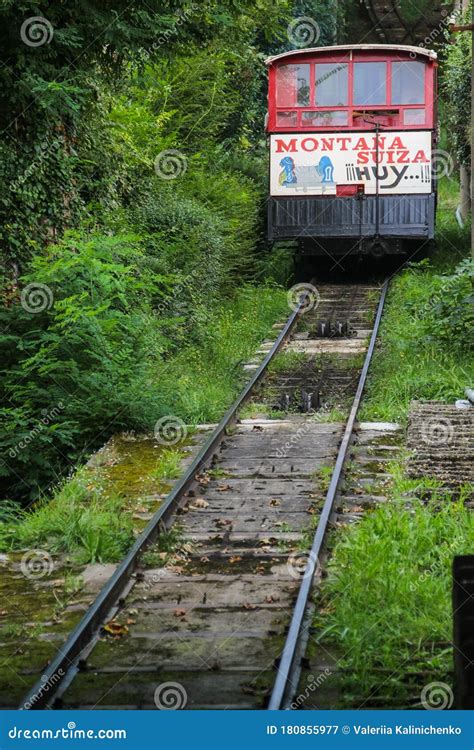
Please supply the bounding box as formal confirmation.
[265,45,438,258]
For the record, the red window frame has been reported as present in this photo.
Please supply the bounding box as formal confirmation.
[267,50,436,133]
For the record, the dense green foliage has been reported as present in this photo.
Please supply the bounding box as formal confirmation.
[360,183,474,423]
[1,233,163,499]
[318,492,474,704]
[0,0,290,272]
[443,3,472,168]
[1,242,286,501]
[1,0,343,505]
[0,283,287,557]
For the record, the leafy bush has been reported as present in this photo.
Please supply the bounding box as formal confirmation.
[443,3,472,168]
[0,233,165,501]
[360,251,474,422]
[1,248,287,503]
[420,259,474,350]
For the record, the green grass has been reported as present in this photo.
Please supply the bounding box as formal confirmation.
[239,401,272,419]
[0,469,134,563]
[0,285,287,562]
[153,284,288,423]
[315,179,474,706]
[239,401,288,420]
[360,180,473,423]
[267,350,310,374]
[316,490,474,704]
[140,526,183,567]
[152,448,184,481]
[311,407,347,423]
[206,467,233,480]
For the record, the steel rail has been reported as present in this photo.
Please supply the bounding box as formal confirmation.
[268,278,390,710]
[21,292,307,710]
[363,0,389,43]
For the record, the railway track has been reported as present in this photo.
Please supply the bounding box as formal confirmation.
[362,0,451,45]
[21,280,390,710]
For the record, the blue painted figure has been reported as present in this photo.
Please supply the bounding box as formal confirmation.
[317,156,335,183]
[279,156,297,186]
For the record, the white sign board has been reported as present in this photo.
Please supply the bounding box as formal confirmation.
[270,131,432,196]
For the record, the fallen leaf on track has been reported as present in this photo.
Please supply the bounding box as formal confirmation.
[265,594,280,603]
[190,498,209,510]
[103,621,129,637]
[215,518,232,528]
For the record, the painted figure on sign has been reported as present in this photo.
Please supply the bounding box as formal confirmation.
[279,156,297,186]
[317,156,335,184]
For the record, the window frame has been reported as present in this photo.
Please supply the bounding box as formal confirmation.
[275,62,311,108]
[268,52,434,132]
[314,62,350,108]
[391,60,426,106]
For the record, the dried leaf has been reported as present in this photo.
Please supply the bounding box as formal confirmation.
[190,498,209,510]
[103,620,129,637]
[265,594,280,603]
[215,518,232,528]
